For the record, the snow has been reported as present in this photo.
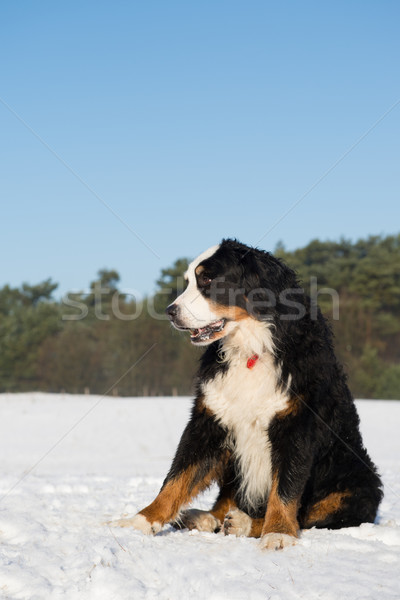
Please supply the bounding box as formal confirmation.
[0,393,399,600]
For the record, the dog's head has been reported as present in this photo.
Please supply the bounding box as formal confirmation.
[166,239,297,346]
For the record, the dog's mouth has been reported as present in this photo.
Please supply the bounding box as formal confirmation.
[189,319,226,344]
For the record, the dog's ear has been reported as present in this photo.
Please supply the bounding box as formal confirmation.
[240,251,296,320]
[238,253,271,320]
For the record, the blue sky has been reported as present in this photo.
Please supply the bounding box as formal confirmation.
[1,1,399,299]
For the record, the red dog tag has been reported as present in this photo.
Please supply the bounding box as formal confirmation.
[246,354,259,369]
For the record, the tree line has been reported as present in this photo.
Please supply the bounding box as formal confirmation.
[0,234,399,399]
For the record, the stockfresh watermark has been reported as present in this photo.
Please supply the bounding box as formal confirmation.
[62,276,339,323]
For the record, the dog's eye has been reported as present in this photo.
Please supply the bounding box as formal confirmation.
[198,272,212,287]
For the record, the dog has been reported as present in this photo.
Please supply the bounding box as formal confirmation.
[114,239,383,550]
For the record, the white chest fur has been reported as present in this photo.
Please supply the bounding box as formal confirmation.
[202,321,289,509]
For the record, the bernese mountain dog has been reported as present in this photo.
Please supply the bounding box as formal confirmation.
[114,239,383,550]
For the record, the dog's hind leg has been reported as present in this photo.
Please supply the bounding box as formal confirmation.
[175,479,238,533]
[175,508,221,532]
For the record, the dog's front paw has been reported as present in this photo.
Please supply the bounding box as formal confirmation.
[223,509,252,537]
[260,532,297,550]
[109,513,162,535]
[175,509,221,532]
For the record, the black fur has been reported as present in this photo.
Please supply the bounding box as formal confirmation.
[164,239,382,531]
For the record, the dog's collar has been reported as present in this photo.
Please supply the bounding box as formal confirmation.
[246,354,259,369]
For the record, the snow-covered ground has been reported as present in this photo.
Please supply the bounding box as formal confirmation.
[0,393,399,600]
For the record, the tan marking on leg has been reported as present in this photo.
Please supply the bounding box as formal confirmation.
[175,460,235,533]
[140,465,218,527]
[249,517,264,538]
[262,476,299,539]
[304,491,351,527]
[210,491,237,523]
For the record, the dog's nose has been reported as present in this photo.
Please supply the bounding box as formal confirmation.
[165,303,178,320]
